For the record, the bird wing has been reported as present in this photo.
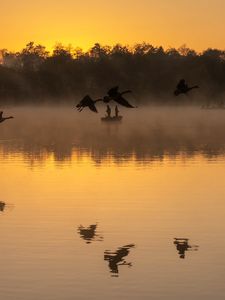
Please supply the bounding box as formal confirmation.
[76,95,92,108]
[108,86,119,97]
[121,90,132,95]
[174,89,181,96]
[114,96,135,108]
[177,80,186,90]
[89,102,98,113]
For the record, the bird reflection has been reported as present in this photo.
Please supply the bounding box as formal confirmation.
[78,224,103,244]
[174,238,199,259]
[0,201,6,212]
[104,244,135,277]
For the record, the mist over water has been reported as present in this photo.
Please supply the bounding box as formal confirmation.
[0,105,225,300]
[1,105,225,164]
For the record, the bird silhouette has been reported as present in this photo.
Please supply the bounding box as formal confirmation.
[0,111,14,123]
[103,86,135,108]
[174,79,199,96]
[76,95,102,113]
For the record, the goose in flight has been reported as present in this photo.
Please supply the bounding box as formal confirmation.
[103,86,136,108]
[174,79,199,96]
[76,95,102,113]
[0,111,14,123]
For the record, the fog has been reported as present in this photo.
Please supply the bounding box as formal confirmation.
[1,42,225,104]
[0,105,225,165]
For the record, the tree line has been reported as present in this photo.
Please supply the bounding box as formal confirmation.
[1,42,225,104]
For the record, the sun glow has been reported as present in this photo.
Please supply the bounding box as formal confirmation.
[1,0,225,52]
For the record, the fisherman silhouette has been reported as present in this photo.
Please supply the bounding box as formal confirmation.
[115,105,119,117]
[101,104,122,122]
[174,238,199,259]
[104,244,135,277]
[106,105,111,118]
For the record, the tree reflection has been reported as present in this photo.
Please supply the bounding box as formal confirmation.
[1,107,225,166]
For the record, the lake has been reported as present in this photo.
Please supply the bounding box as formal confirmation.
[0,106,225,300]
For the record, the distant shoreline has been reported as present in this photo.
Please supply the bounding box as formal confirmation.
[1,42,225,103]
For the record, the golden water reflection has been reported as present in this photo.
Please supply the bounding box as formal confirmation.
[0,106,225,166]
[78,224,103,244]
[0,107,225,299]
[104,244,135,277]
[174,238,199,259]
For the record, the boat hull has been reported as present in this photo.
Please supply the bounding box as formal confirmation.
[101,116,123,122]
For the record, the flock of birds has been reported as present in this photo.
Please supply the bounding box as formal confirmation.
[76,86,135,113]
[76,79,199,113]
[0,79,199,123]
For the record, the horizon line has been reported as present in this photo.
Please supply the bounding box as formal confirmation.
[1,41,225,55]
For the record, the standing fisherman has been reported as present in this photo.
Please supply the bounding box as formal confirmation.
[115,105,119,117]
[106,105,111,117]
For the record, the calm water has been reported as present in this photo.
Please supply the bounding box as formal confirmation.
[0,106,225,299]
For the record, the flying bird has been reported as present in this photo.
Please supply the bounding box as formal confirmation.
[174,79,199,96]
[76,87,136,113]
[76,95,101,113]
[103,86,136,108]
[0,111,14,123]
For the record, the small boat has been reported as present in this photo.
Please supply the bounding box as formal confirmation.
[101,116,123,122]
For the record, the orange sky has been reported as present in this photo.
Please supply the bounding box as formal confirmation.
[1,0,225,52]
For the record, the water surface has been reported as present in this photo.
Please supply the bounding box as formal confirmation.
[0,106,225,300]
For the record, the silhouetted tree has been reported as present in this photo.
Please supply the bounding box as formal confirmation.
[1,41,225,103]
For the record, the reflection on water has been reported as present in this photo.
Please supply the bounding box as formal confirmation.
[78,224,103,243]
[0,107,225,299]
[104,244,135,277]
[0,201,6,212]
[174,238,199,259]
[1,106,225,165]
